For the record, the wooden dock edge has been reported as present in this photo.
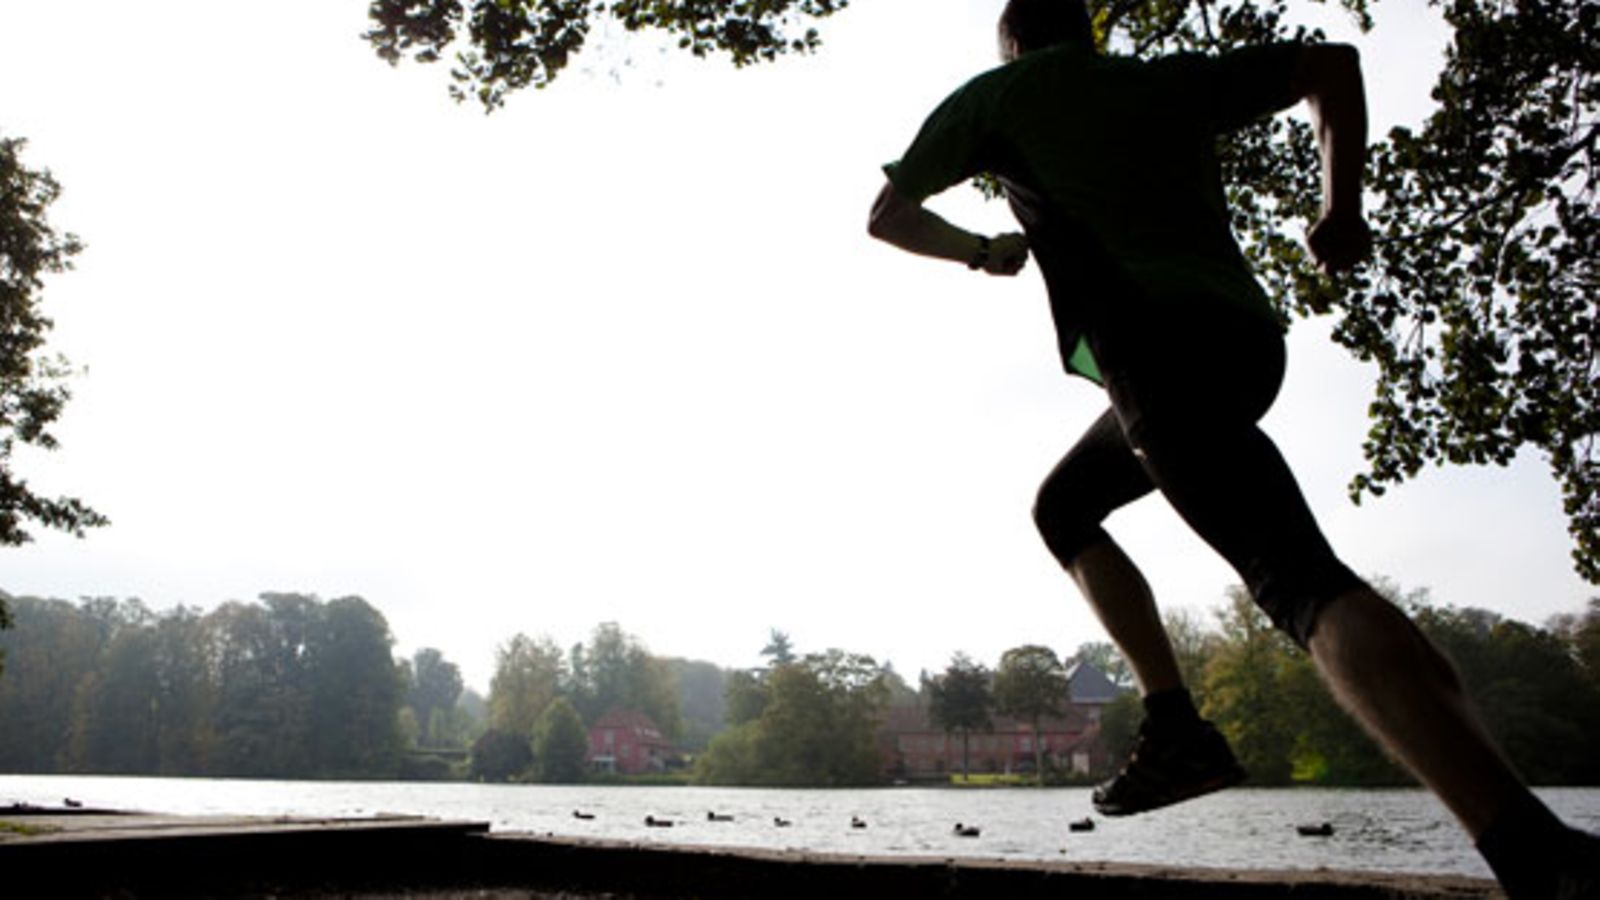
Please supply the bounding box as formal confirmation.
[0,812,1503,898]
[473,832,1502,899]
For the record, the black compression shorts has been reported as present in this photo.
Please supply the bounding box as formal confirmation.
[1032,301,1364,648]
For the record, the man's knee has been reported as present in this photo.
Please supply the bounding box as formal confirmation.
[1032,486,1110,566]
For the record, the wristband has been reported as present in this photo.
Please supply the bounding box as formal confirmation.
[967,235,991,271]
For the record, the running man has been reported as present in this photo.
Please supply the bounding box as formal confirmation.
[867,1,1597,896]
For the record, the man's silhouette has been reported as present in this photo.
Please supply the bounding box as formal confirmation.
[868,2,1597,896]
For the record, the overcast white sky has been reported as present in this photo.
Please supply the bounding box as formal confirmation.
[3,0,1591,692]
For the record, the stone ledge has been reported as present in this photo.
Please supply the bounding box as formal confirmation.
[474,832,1501,899]
[0,812,1502,899]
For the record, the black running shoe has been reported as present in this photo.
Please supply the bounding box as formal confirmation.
[1092,719,1246,816]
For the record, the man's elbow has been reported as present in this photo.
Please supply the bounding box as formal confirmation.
[868,183,911,241]
[866,207,890,240]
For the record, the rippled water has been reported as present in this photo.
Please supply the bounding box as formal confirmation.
[5,775,1598,880]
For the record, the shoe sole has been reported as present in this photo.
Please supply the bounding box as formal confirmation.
[1093,765,1246,817]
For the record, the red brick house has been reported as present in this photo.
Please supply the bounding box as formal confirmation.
[879,706,1108,779]
[588,709,673,775]
[878,662,1126,780]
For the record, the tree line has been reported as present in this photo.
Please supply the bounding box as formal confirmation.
[2,585,1596,787]
[1091,587,1600,787]
[0,593,410,777]
[0,590,725,783]
[487,583,1600,789]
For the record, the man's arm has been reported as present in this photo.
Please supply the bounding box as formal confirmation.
[1291,42,1371,274]
[868,181,1029,276]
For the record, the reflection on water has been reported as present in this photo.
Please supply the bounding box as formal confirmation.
[5,775,1598,880]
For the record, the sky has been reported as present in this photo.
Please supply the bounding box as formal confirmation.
[2,0,1591,693]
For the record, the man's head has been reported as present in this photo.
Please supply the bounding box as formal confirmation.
[998,0,1094,62]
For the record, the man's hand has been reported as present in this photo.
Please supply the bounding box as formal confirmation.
[1307,210,1372,274]
[1295,44,1370,276]
[983,232,1030,276]
[868,181,1030,275]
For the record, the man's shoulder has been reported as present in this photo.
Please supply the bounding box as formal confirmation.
[999,46,1200,93]
[949,45,1105,111]
[1142,41,1306,77]
[1001,43,1104,77]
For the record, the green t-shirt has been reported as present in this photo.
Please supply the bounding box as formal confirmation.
[885,42,1304,381]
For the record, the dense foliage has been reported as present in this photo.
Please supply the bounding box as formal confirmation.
[0,136,105,551]
[470,726,534,781]
[365,0,850,110]
[403,647,470,748]
[924,652,993,777]
[476,621,685,782]
[696,644,891,786]
[0,594,407,777]
[567,621,682,736]
[1097,588,1600,787]
[1410,596,1600,784]
[487,632,567,739]
[534,697,591,782]
[665,656,729,751]
[366,0,1598,583]
[992,644,1069,781]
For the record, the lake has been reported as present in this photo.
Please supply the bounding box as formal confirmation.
[4,775,1598,881]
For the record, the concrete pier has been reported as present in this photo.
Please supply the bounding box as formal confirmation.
[0,809,1501,898]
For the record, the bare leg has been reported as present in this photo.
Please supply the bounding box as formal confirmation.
[1067,537,1183,696]
[1071,537,1246,816]
[1307,587,1527,837]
